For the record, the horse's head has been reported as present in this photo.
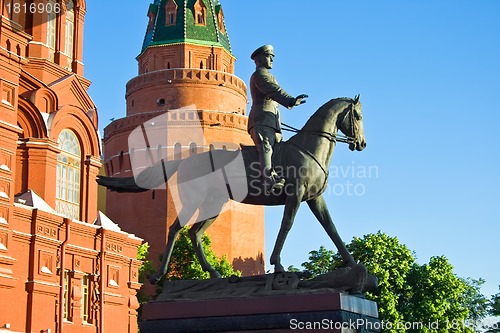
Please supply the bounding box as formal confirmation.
[338,95,366,151]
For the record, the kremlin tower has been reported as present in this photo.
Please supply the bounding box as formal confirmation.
[102,0,265,275]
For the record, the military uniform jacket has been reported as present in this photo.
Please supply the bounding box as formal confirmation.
[247,67,296,133]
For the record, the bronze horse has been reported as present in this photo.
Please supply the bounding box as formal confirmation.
[97,96,366,284]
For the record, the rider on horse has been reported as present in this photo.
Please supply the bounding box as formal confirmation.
[248,45,308,193]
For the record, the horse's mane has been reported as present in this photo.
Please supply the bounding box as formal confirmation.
[321,97,356,108]
[302,97,354,130]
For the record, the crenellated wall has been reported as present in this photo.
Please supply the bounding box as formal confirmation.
[126,68,247,116]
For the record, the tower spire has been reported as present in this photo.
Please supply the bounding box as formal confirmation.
[141,0,232,56]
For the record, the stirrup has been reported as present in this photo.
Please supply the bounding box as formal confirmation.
[265,174,285,194]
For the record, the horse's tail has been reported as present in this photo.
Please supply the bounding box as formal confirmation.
[97,159,183,193]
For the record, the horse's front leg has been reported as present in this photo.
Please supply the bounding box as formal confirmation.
[270,187,305,273]
[307,195,356,267]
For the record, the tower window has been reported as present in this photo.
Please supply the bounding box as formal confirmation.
[193,0,206,26]
[165,0,177,26]
[65,0,75,70]
[56,129,81,220]
[189,143,197,156]
[47,0,57,62]
[217,10,226,34]
[174,142,181,160]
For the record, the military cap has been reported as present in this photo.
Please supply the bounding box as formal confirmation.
[251,45,274,60]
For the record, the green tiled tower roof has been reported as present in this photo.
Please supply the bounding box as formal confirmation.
[141,0,232,55]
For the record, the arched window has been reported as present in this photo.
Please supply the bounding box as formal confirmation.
[47,0,57,61]
[55,129,81,220]
[189,143,197,156]
[173,142,181,160]
[165,0,177,26]
[193,0,206,26]
[65,0,75,69]
[217,9,225,34]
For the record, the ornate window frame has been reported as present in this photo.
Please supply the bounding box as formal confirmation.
[55,129,81,220]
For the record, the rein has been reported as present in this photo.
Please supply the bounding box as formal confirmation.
[281,122,354,144]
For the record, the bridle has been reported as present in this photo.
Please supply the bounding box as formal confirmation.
[340,102,359,147]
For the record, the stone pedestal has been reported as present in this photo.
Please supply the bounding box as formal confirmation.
[141,291,380,332]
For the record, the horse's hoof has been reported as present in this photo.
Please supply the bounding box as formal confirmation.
[229,275,240,283]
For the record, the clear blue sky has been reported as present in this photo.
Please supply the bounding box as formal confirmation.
[83,1,500,298]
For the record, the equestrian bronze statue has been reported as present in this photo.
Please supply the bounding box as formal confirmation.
[97,95,366,284]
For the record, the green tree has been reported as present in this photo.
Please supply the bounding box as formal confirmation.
[301,245,336,276]
[459,278,488,322]
[343,232,415,329]
[166,227,241,280]
[402,257,487,332]
[136,242,156,321]
[299,231,487,333]
[487,287,500,333]
[287,265,301,272]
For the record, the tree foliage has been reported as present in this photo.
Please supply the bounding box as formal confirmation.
[301,246,337,276]
[166,227,241,280]
[299,231,489,333]
[491,287,500,317]
[343,231,415,327]
[487,287,500,333]
[136,242,155,305]
[402,257,479,332]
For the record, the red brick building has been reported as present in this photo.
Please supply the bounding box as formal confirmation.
[0,1,142,332]
[103,0,265,277]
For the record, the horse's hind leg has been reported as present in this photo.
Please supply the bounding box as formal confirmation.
[307,195,356,267]
[148,206,197,285]
[188,215,221,278]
